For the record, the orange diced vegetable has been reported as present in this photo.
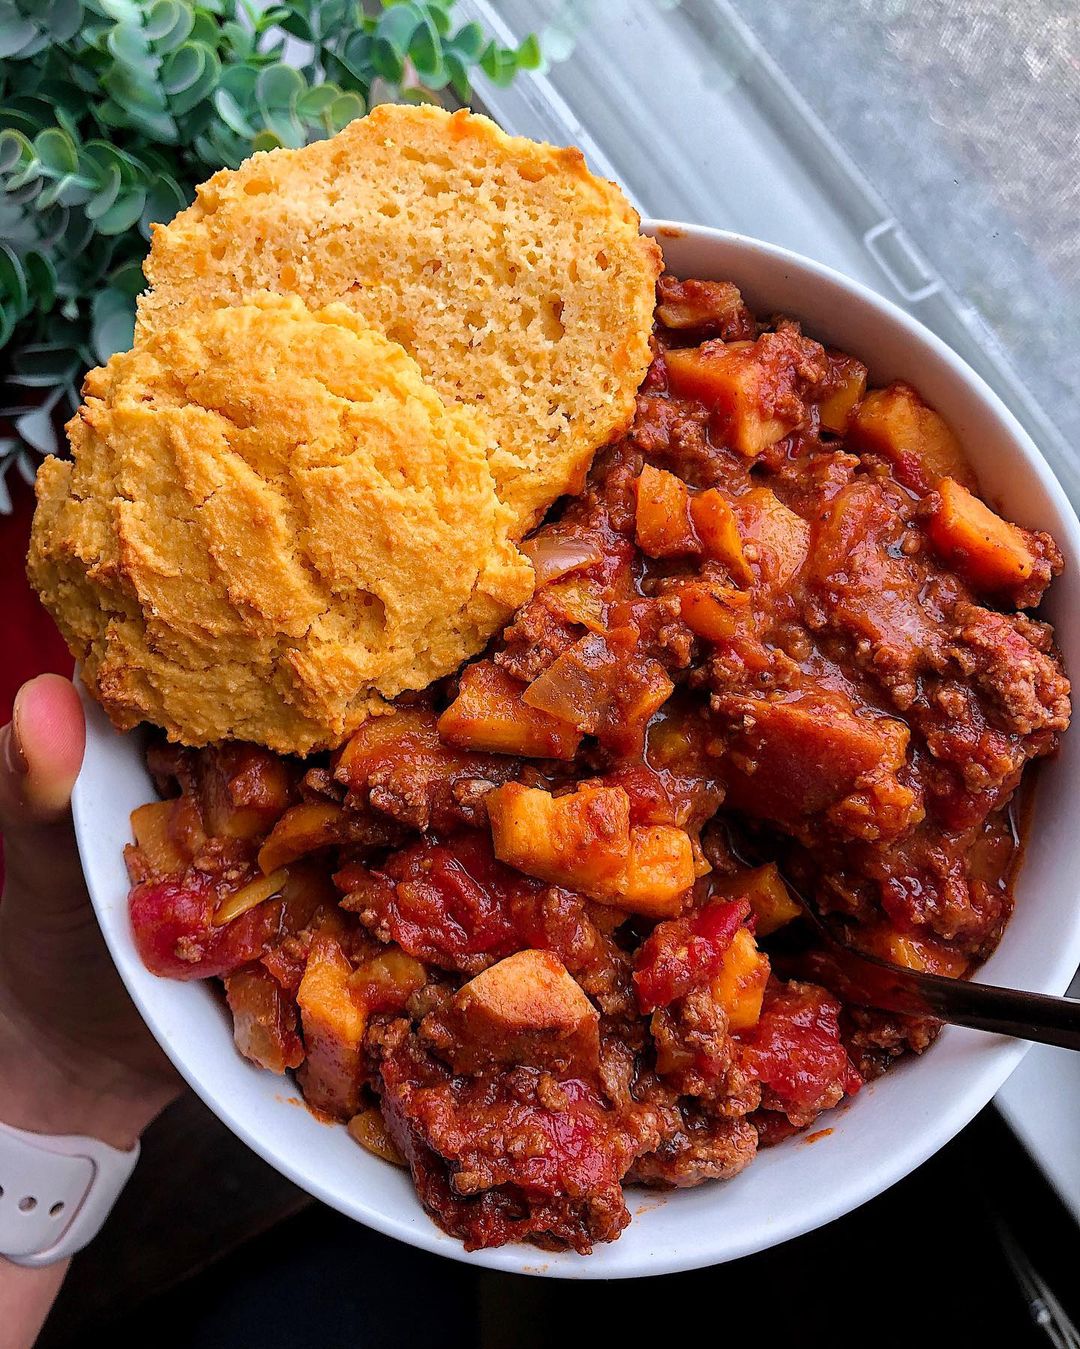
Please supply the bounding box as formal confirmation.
[863,927,969,978]
[848,382,976,494]
[348,1106,406,1166]
[130,800,192,876]
[438,661,582,759]
[257,802,344,874]
[485,781,630,895]
[710,928,770,1030]
[678,582,751,643]
[690,489,753,584]
[716,863,802,937]
[296,935,366,1119]
[542,576,606,632]
[817,352,867,433]
[349,948,427,1012]
[722,693,910,825]
[634,464,698,557]
[432,949,600,1074]
[665,335,808,456]
[225,965,304,1074]
[655,277,750,335]
[924,477,1036,596]
[732,487,811,588]
[485,782,694,917]
[611,825,697,919]
[198,745,292,840]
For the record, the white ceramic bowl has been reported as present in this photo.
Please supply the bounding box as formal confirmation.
[73,221,1080,1279]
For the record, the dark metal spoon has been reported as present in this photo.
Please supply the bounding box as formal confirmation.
[774,867,1080,1051]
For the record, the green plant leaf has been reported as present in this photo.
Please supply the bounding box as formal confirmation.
[446,20,484,63]
[161,40,205,94]
[255,61,304,109]
[0,14,39,59]
[327,91,365,134]
[85,162,122,219]
[213,86,256,138]
[0,128,33,172]
[34,126,79,175]
[45,0,84,44]
[91,285,136,362]
[516,32,542,70]
[0,244,29,314]
[94,186,146,234]
[24,250,58,309]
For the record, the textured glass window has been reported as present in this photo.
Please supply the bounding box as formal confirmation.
[461,0,1078,494]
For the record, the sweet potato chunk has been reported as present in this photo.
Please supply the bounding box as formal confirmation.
[424,949,600,1075]
[438,661,582,759]
[716,863,802,937]
[710,928,770,1031]
[634,464,698,557]
[486,782,630,896]
[733,488,810,589]
[849,383,976,495]
[197,744,293,840]
[690,489,753,584]
[614,825,697,919]
[129,800,195,877]
[296,935,366,1119]
[817,352,867,433]
[348,1106,405,1166]
[924,477,1036,598]
[257,802,345,874]
[678,582,751,643]
[862,927,968,978]
[225,965,304,1074]
[655,276,752,338]
[486,783,693,917]
[665,330,820,456]
[720,693,910,827]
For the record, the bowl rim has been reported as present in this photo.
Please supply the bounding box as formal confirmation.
[74,219,1080,1280]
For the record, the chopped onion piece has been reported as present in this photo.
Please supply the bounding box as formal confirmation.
[520,532,603,585]
[213,867,288,927]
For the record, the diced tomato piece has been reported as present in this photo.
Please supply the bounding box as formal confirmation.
[633,898,750,1013]
[129,873,281,980]
[336,831,525,973]
[740,980,862,1115]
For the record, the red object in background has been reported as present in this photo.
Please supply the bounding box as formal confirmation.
[1,470,72,724]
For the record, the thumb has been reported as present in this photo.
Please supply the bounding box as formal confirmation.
[0,674,86,831]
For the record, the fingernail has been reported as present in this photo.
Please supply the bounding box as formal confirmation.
[7,688,31,777]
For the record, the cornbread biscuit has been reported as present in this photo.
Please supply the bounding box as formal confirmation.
[28,294,533,753]
[137,103,661,531]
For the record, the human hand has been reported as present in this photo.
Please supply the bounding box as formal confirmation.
[0,674,181,1151]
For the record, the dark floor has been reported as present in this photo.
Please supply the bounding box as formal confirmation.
[40,1104,1078,1349]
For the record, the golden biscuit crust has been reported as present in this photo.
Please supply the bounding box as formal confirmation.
[28,294,533,753]
[137,104,661,532]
